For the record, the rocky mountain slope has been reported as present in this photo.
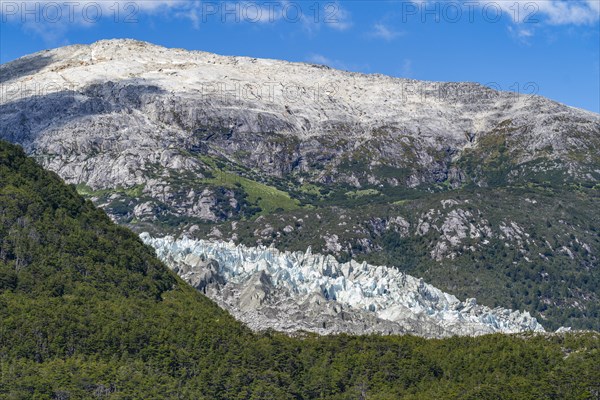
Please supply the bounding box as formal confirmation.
[1,39,599,331]
[142,233,544,338]
[1,39,598,205]
[3,139,598,399]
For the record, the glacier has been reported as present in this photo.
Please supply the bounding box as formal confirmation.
[141,233,545,338]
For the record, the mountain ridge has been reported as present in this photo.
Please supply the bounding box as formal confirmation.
[4,38,600,116]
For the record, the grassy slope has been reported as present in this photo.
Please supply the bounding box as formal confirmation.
[2,140,598,399]
[205,169,301,214]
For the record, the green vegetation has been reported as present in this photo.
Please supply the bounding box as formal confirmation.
[345,189,380,198]
[202,168,301,215]
[197,152,302,215]
[149,131,598,332]
[1,141,599,398]
[76,183,145,199]
[299,182,327,198]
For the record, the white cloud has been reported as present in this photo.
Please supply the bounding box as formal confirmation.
[507,24,535,45]
[492,0,599,41]
[308,54,331,64]
[527,0,599,25]
[400,59,413,77]
[370,23,404,41]
[172,1,204,30]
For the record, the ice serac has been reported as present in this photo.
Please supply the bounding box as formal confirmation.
[141,233,544,338]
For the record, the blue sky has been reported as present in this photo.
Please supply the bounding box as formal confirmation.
[1,0,599,112]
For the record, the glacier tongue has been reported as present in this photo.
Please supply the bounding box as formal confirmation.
[141,233,544,338]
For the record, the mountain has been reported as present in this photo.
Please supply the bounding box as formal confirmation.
[1,139,599,398]
[1,39,599,331]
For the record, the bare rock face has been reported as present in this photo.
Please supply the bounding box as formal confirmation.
[1,39,599,227]
[142,233,545,338]
[238,271,274,311]
[170,254,225,296]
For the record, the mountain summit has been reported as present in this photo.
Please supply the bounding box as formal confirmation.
[2,39,598,185]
